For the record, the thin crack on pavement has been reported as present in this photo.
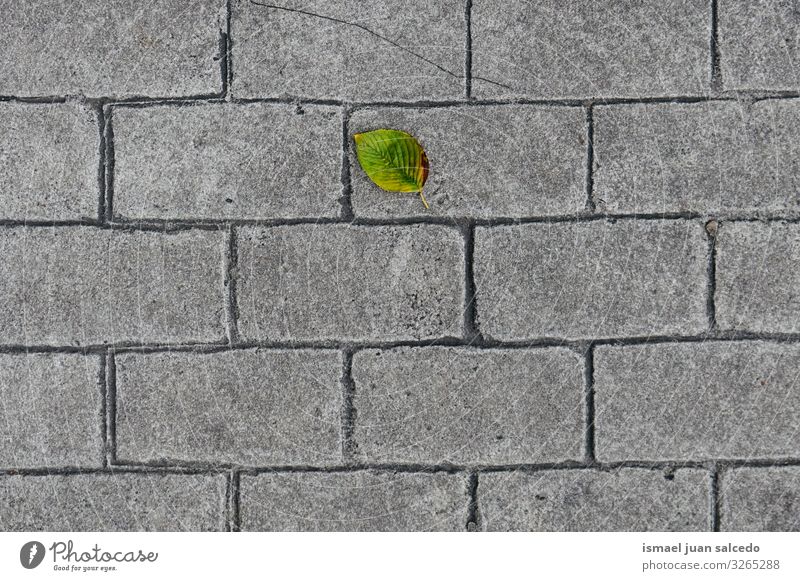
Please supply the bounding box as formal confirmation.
[248,1,513,91]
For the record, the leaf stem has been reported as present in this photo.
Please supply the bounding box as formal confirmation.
[418,191,430,210]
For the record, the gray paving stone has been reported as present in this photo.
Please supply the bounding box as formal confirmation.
[349,106,587,218]
[231,0,464,101]
[0,103,98,221]
[719,0,800,91]
[114,104,343,220]
[0,227,225,345]
[239,471,466,531]
[0,0,224,98]
[716,221,800,333]
[237,225,465,342]
[0,354,102,469]
[474,221,708,340]
[471,0,709,99]
[116,349,343,465]
[479,468,711,531]
[594,100,800,215]
[595,342,800,461]
[352,347,584,464]
[720,467,800,531]
[0,473,226,531]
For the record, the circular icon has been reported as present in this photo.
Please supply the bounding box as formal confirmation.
[20,541,45,569]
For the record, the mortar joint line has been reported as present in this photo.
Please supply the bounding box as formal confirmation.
[465,0,473,99]
[705,219,718,332]
[225,225,241,345]
[98,352,109,468]
[585,104,596,213]
[710,0,722,94]
[223,0,233,100]
[462,222,483,345]
[94,104,107,221]
[340,105,354,221]
[710,463,721,531]
[226,470,241,532]
[102,106,115,222]
[8,457,800,479]
[583,344,597,465]
[340,347,358,463]
[104,349,118,466]
[466,471,480,531]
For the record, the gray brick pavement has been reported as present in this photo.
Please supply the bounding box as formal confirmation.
[595,342,800,461]
[0,473,226,531]
[239,471,467,531]
[474,221,708,340]
[720,467,800,531]
[1,0,225,98]
[479,468,711,532]
[0,0,798,532]
[115,349,343,465]
[0,102,98,221]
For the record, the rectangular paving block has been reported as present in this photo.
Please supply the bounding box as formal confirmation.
[0,0,224,98]
[474,220,708,340]
[479,468,710,531]
[0,103,98,221]
[239,471,467,531]
[237,225,465,342]
[352,347,584,464]
[349,106,587,218]
[0,354,102,469]
[0,473,226,531]
[116,349,343,465]
[594,342,800,461]
[471,0,709,99]
[231,0,464,101]
[113,104,343,220]
[720,467,800,531]
[594,100,800,215]
[716,222,800,333]
[719,0,800,91]
[0,227,225,345]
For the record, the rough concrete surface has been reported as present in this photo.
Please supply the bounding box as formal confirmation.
[0,354,102,469]
[0,474,226,531]
[474,220,708,340]
[236,224,465,342]
[239,471,467,531]
[352,347,584,464]
[0,102,98,221]
[115,349,343,465]
[715,221,800,333]
[479,469,711,532]
[471,0,709,99]
[720,467,800,531]
[113,103,343,220]
[231,0,465,101]
[593,99,800,215]
[0,1,798,532]
[595,342,800,461]
[0,228,226,345]
[719,0,800,91]
[0,0,225,98]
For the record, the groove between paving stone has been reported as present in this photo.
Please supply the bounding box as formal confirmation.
[4,459,800,478]
[3,331,800,356]
[2,92,800,110]
[4,214,800,231]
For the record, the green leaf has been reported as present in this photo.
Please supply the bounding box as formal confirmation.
[353,129,430,208]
